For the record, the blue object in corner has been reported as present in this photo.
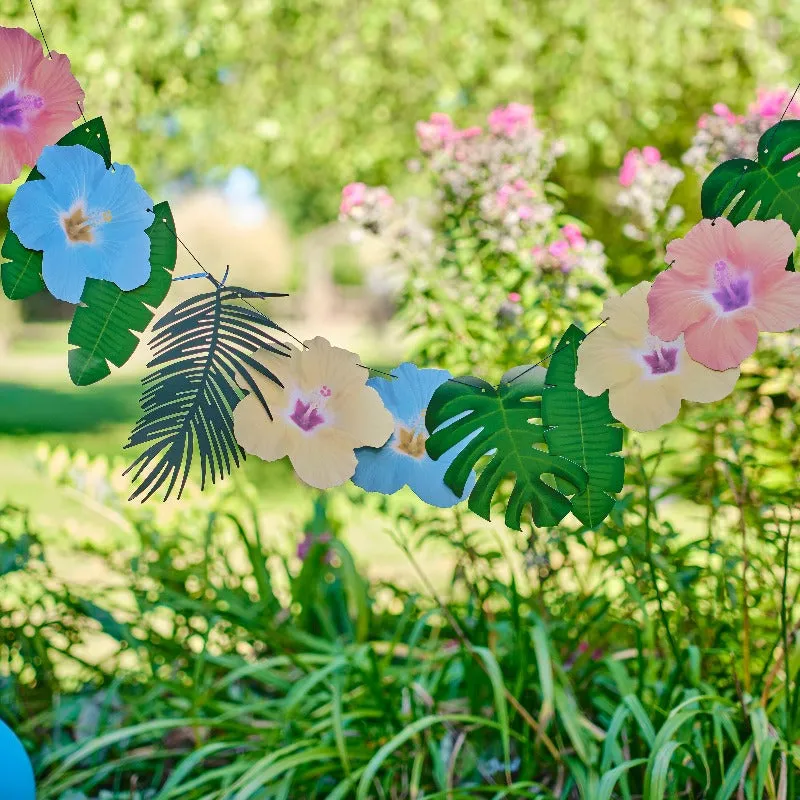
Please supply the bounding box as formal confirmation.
[0,718,36,800]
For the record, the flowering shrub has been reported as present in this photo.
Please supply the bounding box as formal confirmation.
[614,146,684,247]
[340,104,611,380]
[683,88,800,178]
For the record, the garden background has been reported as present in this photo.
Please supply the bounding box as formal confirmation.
[2,0,800,797]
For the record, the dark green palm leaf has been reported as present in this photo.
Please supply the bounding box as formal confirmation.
[124,286,293,502]
[701,120,800,270]
[424,366,588,531]
[542,325,624,529]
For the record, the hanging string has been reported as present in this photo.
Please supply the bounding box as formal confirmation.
[27,0,51,58]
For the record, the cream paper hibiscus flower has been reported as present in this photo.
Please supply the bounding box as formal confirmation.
[574,281,740,431]
[233,337,395,489]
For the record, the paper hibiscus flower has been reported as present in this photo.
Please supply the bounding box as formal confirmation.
[574,281,740,431]
[0,26,84,184]
[232,336,395,489]
[647,218,800,371]
[351,362,479,507]
[7,144,155,303]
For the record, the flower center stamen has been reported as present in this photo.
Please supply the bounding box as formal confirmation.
[0,89,43,129]
[394,409,428,459]
[288,386,331,432]
[712,259,750,312]
[62,206,95,244]
[61,205,114,245]
[642,335,679,376]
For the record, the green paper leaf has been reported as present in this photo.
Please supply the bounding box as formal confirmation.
[542,325,624,529]
[1,116,112,301]
[67,201,178,386]
[424,366,589,531]
[0,231,44,299]
[701,120,800,271]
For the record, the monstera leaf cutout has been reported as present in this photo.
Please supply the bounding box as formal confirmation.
[424,366,588,530]
[542,325,624,528]
[67,201,178,385]
[701,120,800,271]
[1,116,112,299]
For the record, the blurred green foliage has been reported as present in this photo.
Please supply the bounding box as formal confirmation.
[2,0,797,244]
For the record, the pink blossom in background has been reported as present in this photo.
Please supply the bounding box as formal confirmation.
[648,218,800,370]
[531,245,545,261]
[618,149,639,186]
[415,112,456,152]
[0,27,85,184]
[548,240,570,260]
[711,102,741,125]
[453,125,482,140]
[495,184,514,208]
[488,102,534,136]
[340,182,367,214]
[375,187,394,207]
[508,292,521,302]
[641,146,661,165]
[517,205,533,220]
[561,224,585,249]
[749,88,800,120]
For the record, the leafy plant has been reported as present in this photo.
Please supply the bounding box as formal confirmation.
[701,120,800,269]
[424,366,588,530]
[124,285,293,502]
[542,325,624,529]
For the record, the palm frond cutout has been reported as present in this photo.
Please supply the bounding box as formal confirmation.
[124,285,292,502]
[424,366,588,531]
[542,325,624,528]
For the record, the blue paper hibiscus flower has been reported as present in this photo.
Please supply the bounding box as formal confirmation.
[7,144,155,303]
[352,362,479,507]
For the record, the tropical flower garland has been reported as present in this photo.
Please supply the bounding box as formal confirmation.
[2,23,800,535]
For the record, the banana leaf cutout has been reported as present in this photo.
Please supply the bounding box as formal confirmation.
[1,116,112,300]
[542,325,624,528]
[124,285,292,503]
[701,119,800,271]
[424,366,588,531]
[67,202,177,385]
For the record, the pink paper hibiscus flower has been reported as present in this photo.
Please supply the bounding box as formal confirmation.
[647,218,800,371]
[0,27,84,184]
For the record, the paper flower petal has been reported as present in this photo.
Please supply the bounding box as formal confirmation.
[576,281,740,432]
[0,27,84,184]
[6,144,154,303]
[607,375,684,432]
[650,217,800,370]
[232,338,395,490]
[351,362,477,507]
[683,312,760,371]
[233,394,291,462]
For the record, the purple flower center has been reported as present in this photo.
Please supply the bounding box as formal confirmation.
[643,346,679,375]
[712,260,750,312]
[289,398,326,431]
[0,89,43,128]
